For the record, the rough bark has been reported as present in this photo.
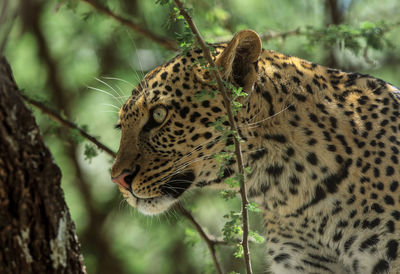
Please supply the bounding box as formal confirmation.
[0,56,86,274]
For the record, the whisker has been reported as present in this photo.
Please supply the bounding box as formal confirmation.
[240,105,291,128]
[126,30,146,77]
[102,76,135,87]
[125,30,148,90]
[87,86,122,103]
[100,110,119,114]
[95,77,124,104]
[101,103,120,109]
[115,84,129,100]
[174,136,222,165]
[245,109,263,124]
[161,185,189,190]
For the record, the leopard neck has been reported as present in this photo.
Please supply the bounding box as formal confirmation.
[237,50,356,218]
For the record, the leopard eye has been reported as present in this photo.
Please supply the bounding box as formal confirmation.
[153,106,167,124]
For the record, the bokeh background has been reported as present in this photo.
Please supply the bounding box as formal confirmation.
[2,0,400,273]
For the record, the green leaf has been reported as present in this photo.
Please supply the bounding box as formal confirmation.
[224,177,240,188]
[155,0,171,5]
[69,128,85,144]
[246,202,261,213]
[194,89,217,102]
[219,190,237,200]
[84,143,99,163]
[175,25,195,53]
[233,244,244,258]
[222,211,242,242]
[225,144,235,152]
[210,117,227,132]
[249,230,265,244]
[184,228,200,247]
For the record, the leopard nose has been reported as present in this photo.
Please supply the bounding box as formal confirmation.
[111,165,140,189]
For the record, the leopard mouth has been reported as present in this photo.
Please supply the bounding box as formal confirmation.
[160,171,195,198]
[123,171,195,215]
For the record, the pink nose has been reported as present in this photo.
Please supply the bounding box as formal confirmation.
[111,171,131,189]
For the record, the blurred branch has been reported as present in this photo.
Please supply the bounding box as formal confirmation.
[213,28,301,43]
[21,94,117,157]
[0,0,18,54]
[79,0,179,51]
[175,204,224,274]
[213,20,400,44]
[260,27,302,41]
[20,0,68,112]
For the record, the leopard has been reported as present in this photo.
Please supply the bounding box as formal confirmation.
[111,29,400,274]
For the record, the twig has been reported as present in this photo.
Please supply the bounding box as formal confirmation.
[363,46,377,66]
[173,1,253,273]
[79,0,178,51]
[21,94,116,158]
[175,204,223,274]
[212,28,302,43]
[260,27,301,41]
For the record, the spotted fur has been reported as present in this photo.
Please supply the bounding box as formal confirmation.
[111,30,400,273]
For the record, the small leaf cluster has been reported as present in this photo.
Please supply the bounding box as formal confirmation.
[184,228,200,247]
[155,0,171,5]
[175,25,195,53]
[157,1,196,53]
[246,202,261,213]
[305,21,393,54]
[194,89,217,102]
[84,143,99,162]
[67,124,100,163]
[222,211,242,243]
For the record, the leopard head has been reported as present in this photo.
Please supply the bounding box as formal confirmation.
[111,30,262,214]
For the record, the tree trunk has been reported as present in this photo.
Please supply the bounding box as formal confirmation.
[0,56,86,274]
[324,0,344,68]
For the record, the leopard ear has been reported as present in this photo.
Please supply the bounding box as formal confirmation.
[215,29,262,92]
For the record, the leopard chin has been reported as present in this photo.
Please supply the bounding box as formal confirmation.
[123,192,176,215]
[122,171,195,215]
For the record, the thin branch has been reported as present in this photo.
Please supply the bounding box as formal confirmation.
[173,1,253,273]
[363,46,376,66]
[21,94,116,158]
[213,20,400,44]
[79,0,178,51]
[212,28,302,43]
[175,204,223,274]
[259,27,301,41]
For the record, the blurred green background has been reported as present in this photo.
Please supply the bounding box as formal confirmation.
[2,0,400,273]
